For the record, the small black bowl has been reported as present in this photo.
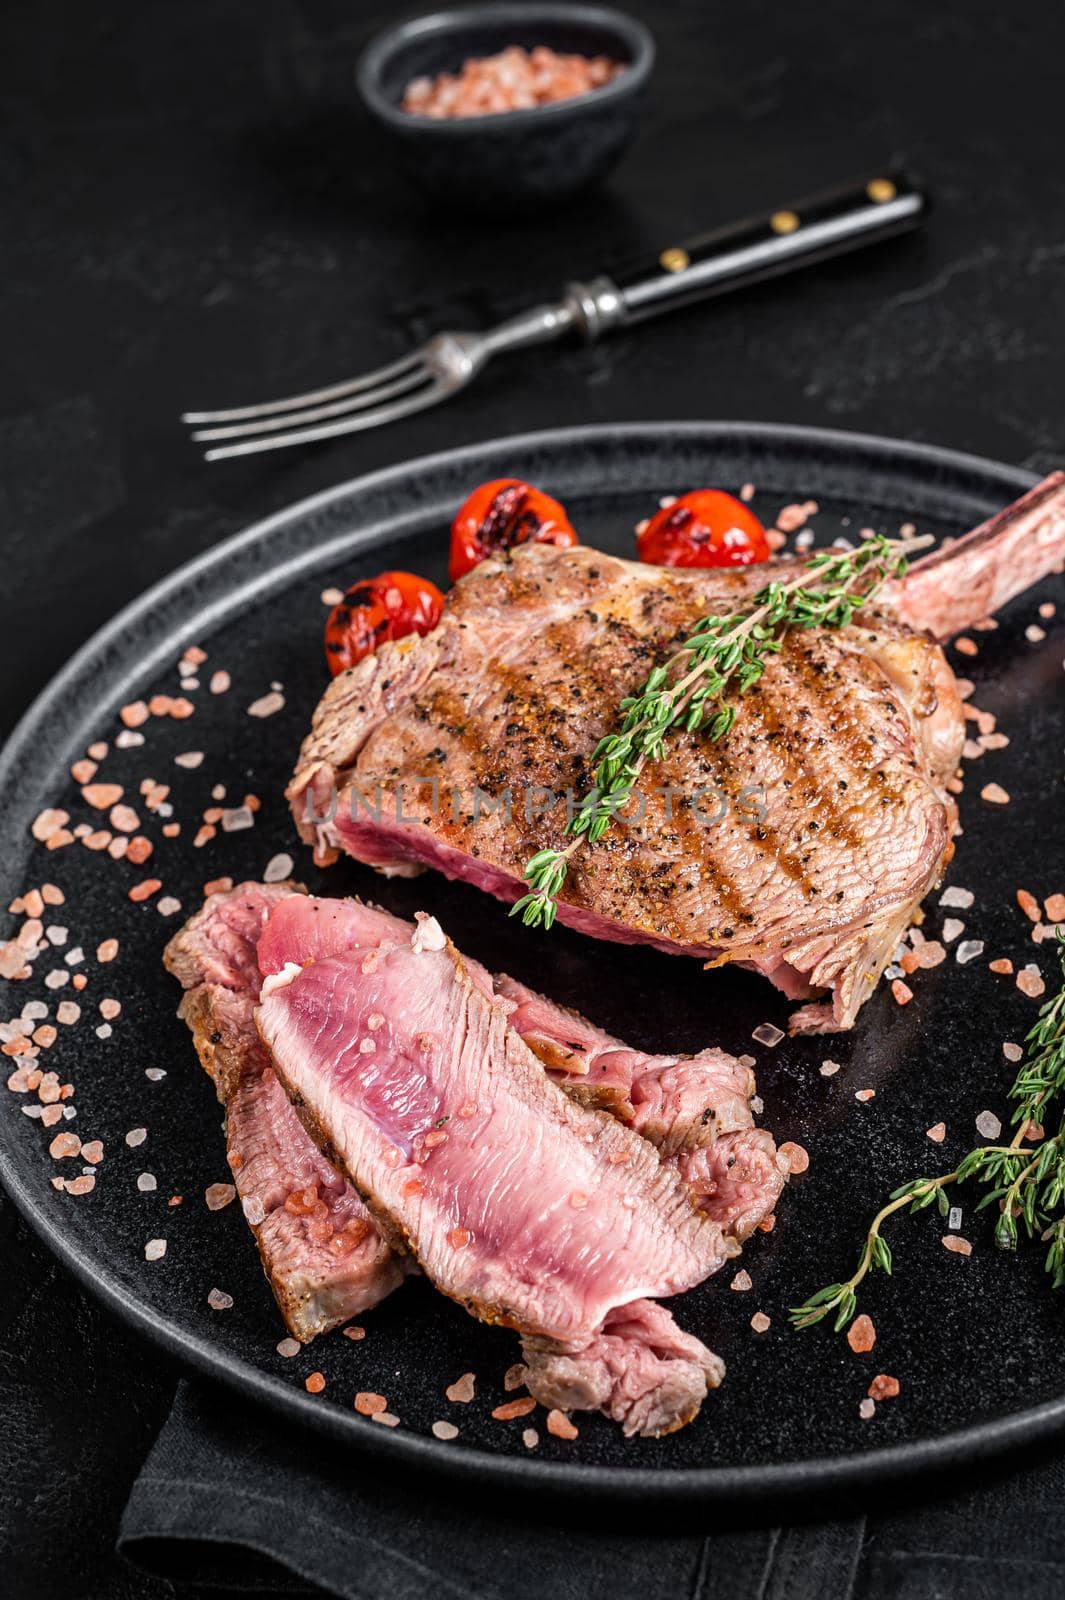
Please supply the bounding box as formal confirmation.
[356,3,655,212]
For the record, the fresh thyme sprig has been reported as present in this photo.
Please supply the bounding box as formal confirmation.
[790,932,1065,1333]
[511,532,928,930]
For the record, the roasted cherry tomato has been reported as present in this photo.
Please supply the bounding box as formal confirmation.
[324,570,444,676]
[449,478,577,582]
[637,490,770,568]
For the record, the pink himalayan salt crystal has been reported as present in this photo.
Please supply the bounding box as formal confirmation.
[847,1314,876,1353]
[943,1234,973,1256]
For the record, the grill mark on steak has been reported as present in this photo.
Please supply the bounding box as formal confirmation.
[291,534,982,1028]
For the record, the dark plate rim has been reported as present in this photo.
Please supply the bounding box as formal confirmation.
[0,419,1053,1513]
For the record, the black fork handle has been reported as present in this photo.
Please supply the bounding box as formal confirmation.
[609,172,926,325]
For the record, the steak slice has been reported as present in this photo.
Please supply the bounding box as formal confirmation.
[521,1298,725,1439]
[260,893,763,1158]
[257,936,735,1433]
[492,972,755,1154]
[290,476,1065,1032]
[164,883,407,1342]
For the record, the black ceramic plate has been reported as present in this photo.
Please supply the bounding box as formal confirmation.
[1,422,1062,1513]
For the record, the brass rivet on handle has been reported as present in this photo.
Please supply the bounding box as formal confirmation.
[770,210,800,235]
[659,247,690,273]
[866,177,897,203]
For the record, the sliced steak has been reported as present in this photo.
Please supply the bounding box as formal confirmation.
[260,893,760,1158]
[521,1298,724,1439]
[675,1128,785,1240]
[257,936,736,1433]
[493,972,754,1154]
[290,476,1065,1031]
[164,884,407,1342]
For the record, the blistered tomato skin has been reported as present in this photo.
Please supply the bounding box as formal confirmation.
[449,478,577,582]
[637,490,770,569]
[324,571,444,676]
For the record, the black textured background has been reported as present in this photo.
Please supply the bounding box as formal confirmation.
[2,1,1064,1595]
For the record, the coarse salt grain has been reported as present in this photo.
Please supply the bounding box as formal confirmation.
[207,1288,234,1310]
[869,1374,900,1401]
[144,1238,167,1261]
[980,783,1010,805]
[354,1391,386,1414]
[1017,889,1041,921]
[942,918,965,943]
[891,980,913,1006]
[956,940,984,964]
[975,1110,1002,1139]
[157,896,182,917]
[752,1022,784,1047]
[1003,1042,1023,1062]
[751,1312,771,1333]
[847,1314,876,1353]
[546,1409,579,1440]
[137,1172,157,1191]
[820,1060,841,1076]
[264,853,294,883]
[730,1269,753,1292]
[492,1397,536,1421]
[81,1140,104,1164]
[206,1182,236,1210]
[343,1325,366,1341]
[305,1372,326,1394]
[1017,966,1046,999]
[927,1122,946,1142]
[248,690,284,718]
[432,1420,459,1440]
[859,1398,876,1420]
[940,887,974,910]
[145,1067,167,1081]
[943,1234,972,1256]
[277,1338,300,1357]
[855,1088,876,1102]
[446,1373,476,1403]
[778,1141,809,1174]
[126,1127,148,1147]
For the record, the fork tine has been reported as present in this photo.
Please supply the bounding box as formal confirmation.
[181,350,424,425]
[201,379,452,460]
[189,364,432,441]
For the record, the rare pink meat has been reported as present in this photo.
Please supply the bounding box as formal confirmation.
[164,883,407,1342]
[257,935,738,1433]
[257,942,734,1338]
[521,1298,725,1438]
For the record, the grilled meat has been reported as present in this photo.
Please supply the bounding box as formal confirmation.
[290,474,1065,1031]
[257,929,739,1433]
[164,883,407,1342]
[167,885,783,1367]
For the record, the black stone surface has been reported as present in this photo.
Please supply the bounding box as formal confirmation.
[1,1,1064,1595]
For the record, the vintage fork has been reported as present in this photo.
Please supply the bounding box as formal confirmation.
[183,173,924,461]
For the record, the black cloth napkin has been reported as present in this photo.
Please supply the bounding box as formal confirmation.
[119,1381,1065,1600]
